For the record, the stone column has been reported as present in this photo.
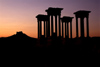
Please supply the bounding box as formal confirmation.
[70,21,72,38]
[67,22,69,38]
[62,22,64,38]
[44,21,45,37]
[46,21,48,37]
[80,17,84,38]
[76,17,78,38]
[51,15,53,36]
[55,15,57,36]
[48,16,50,37]
[87,16,89,37]
[65,22,67,38]
[59,15,61,37]
[38,20,40,38]
[40,21,42,37]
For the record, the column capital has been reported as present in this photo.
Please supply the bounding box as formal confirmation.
[86,15,89,18]
[54,14,57,16]
[58,14,61,16]
[37,19,39,22]
[43,20,46,22]
[51,14,53,17]
[75,15,78,18]
[80,16,85,19]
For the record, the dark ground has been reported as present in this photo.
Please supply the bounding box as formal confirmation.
[0,33,100,66]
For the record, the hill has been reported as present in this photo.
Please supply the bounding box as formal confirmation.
[0,32,100,66]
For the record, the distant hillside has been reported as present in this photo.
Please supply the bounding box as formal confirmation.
[7,31,36,39]
[0,31,37,51]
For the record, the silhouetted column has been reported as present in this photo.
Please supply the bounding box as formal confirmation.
[87,16,89,37]
[51,15,53,36]
[44,21,45,37]
[65,22,67,38]
[55,15,57,36]
[70,21,72,38]
[38,20,40,38]
[67,22,69,38]
[48,16,50,37]
[46,21,48,37]
[59,15,61,37]
[80,17,84,38]
[74,10,91,38]
[40,21,42,36]
[76,17,78,38]
[62,22,64,38]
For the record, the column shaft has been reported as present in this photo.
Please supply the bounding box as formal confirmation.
[51,15,53,36]
[70,21,72,38]
[59,15,61,37]
[38,20,40,38]
[76,17,78,38]
[40,21,42,37]
[55,15,57,36]
[62,22,63,38]
[87,17,89,37]
[48,16,50,37]
[65,22,67,38]
[67,22,69,38]
[80,17,84,38]
[44,21,45,37]
[46,21,48,37]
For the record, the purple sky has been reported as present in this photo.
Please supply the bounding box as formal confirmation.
[0,0,100,38]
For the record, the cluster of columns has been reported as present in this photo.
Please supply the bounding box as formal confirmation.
[36,15,49,38]
[45,7,63,37]
[36,7,91,39]
[61,16,74,38]
[74,10,91,38]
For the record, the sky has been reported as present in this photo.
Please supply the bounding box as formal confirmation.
[0,0,100,38]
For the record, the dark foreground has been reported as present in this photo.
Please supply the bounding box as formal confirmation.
[0,33,100,66]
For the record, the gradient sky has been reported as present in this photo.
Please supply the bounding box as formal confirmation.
[0,0,100,38]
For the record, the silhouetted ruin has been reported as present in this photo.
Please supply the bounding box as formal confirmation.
[74,10,91,38]
[45,7,63,37]
[61,16,74,38]
[36,8,91,39]
[36,14,49,38]
[36,7,63,38]
[1,7,100,67]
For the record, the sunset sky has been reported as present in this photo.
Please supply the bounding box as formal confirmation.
[0,0,100,38]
